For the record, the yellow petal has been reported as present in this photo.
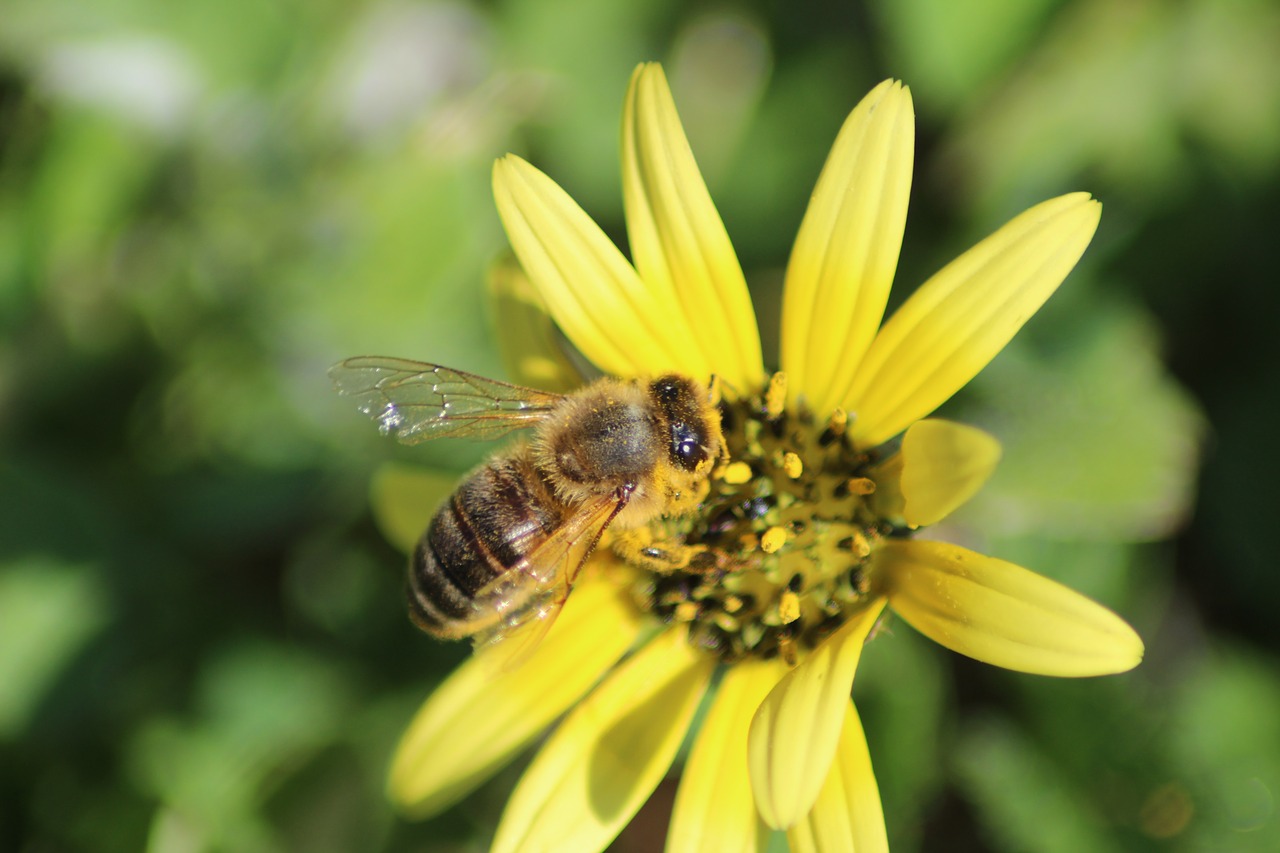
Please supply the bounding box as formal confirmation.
[787,701,888,853]
[900,419,1002,527]
[781,80,914,415]
[622,63,764,393]
[877,539,1144,676]
[493,155,707,379]
[747,599,887,829]
[369,462,457,554]
[387,570,644,818]
[491,626,713,853]
[867,452,905,524]
[668,657,788,853]
[487,254,585,393]
[845,194,1102,447]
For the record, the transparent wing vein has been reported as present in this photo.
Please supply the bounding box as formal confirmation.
[330,356,565,444]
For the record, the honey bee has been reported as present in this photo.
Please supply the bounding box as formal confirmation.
[330,356,724,662]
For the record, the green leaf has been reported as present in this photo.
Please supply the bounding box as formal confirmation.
[954,716,1126,853]
[0,557,110,737]
[871,0,1059,108]
[130,643,354,850]
[1170,646,1280,846]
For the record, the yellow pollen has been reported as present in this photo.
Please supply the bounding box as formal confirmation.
[760,526,788,553]
[847,477,876,495]
[782,451,803,478]
[626,385,886,664]
[765,372,787,419]
[778,590,800,624]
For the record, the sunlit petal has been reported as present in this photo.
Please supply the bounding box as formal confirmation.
[387,570,644,818]
[491,626,714,853]
[622,63,764,393]
[845,194,1102,447]
[668,657,787,853]
[747,599,886,829]
[781,80,914,415]
[900,419,1002,527]
[493,155,707,379]
[487,255,585,393]
[877,539,1144,676]
[787,700,888,853]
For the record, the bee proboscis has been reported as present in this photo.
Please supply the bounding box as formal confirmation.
[331,356,724,665]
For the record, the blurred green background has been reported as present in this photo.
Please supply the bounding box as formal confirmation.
[2,0,1277,850]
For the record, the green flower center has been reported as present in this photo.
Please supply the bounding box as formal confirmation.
[615,374,894,664]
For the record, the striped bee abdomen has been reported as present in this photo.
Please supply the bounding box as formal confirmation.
[408,449,562,638]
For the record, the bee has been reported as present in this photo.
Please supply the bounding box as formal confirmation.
[330,356,724,663]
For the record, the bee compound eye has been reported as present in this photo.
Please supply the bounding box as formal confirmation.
[670,423,705,470]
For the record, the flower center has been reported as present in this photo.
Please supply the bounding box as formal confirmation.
[615,373,894,664]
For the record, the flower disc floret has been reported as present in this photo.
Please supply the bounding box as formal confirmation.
[624,373,892,665]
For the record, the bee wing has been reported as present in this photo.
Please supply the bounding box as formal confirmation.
[329,356,566,444]
[470,492,626,671]
[473,590,564,674]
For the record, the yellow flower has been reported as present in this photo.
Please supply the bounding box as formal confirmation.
[387,63,1143,851]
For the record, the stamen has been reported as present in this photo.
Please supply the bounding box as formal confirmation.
[623,381,890,663]
[713,612,740,633]
[827,407,848,434]
[764,372,787,420]
[761,526,788,553]
[819,407,848,446]
[721,461,754,485]
[778,591,801,624]
[782,451,803,478]
[847,477,876,495]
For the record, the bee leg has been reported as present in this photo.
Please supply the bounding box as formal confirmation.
[611,527,716,574]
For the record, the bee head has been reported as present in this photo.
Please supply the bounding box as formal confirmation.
[650,375,722,473]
